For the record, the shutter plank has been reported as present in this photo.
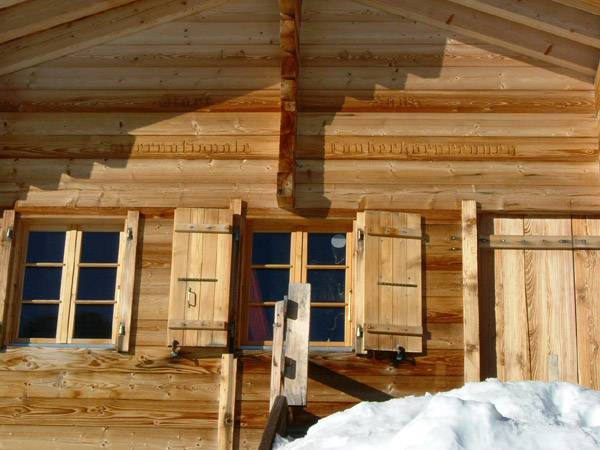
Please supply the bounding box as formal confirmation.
[198,208,218,347]
[168,208,191,346]
[0,210,15,346]
[118,210,139,353]
[405,212,423,352]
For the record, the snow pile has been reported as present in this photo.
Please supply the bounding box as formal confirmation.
[276,379,600,450]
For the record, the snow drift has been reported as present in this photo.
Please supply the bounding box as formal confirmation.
[276,379,600,450]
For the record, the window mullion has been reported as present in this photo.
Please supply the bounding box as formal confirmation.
[60,229,80,343]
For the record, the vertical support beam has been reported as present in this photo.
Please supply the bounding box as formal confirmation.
[462,200,481,382]
[118,210,139,353]
[217,353,237,450]
[277,0,301,208]
[270,298,288,409]
[282,283,310,406]
[0,210,16,346]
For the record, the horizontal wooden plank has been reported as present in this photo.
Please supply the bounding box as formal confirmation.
[297,136,599,161]
[0,113,280,136]
[0,370,220,401]
[366,225,422,239]
[364,324,424,336]
[298,90,596,113]
[0,135,279,159]
[298,113,598,137]
[0,398,219,428]
[109,21,279,45]
[46,44,281,67]
[296,160,600,186]
[295,184,600,212]
[298,67,593,90]
[168,319,228,331]
[0,89,280,113]
[0,67,280,90]
[174,223,232,234]
[0,159,277,185]
[0,347,222,373]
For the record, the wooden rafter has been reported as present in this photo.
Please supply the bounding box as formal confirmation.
[0,0,138,45]
[552,0,600,16]
[0,0,229,76]
[277,0,301,208]
[448,0,600,49]
[353,0,600,77]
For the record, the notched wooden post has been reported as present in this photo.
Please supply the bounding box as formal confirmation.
[217,353,237,450]
[277,0,302,208]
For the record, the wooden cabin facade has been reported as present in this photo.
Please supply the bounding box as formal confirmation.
[0,0,599,448]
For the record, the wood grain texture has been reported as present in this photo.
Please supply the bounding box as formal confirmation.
[0,0,231,76]
[118,210,139,353]
[461,200,480,382]
[0,209,15,346]
[217,354,236,450]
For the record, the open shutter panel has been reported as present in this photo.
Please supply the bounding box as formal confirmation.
[0,210,15,346]
[168,204,239,348]
[117,210,139,353]
[354,210,423,354]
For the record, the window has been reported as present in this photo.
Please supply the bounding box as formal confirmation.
[241,223,352,347]
[11,221,125,344]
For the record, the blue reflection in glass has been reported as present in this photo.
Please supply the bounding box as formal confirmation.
[23,267,62,300]
[248,306,274,342]
[80,232,119,263]
[73,304,114,339]
[77,268,117,300]
[307,233,346,265]
[26,231,65,263]
[307,269,345,302]
[251,233,291,264]
[310,307,345,342]
[249,269,289,302]
[18,303,59,338]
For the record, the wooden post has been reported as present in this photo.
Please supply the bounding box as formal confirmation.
[283,283,310,406]
[270,298,288,409]
[462,200,481,382]
[217,353,237,450]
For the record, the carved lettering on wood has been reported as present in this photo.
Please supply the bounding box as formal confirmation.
[325,140,516,157]
[111,139,252,156]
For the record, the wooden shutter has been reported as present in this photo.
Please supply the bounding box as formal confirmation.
[117,210,139,353]
[354,210,423,354]
[0,210,16,346]
[168,202,240,348]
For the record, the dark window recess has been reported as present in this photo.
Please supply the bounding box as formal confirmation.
[18,304,59,339]
[73,304,114,339]
[80,232,120,263]
[248,306,274,342]
[307,269,345,302]
[249,268,289,302]
[77,267,117,300]
[251,233,291,264]
[307,233,346,265]
[310,307,345,342]
[23,267,62,300]
[26,231,66,263]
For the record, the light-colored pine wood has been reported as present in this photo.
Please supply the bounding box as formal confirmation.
[461,200,480,382]
[0,209,15,346]
[282,283,310,406]
[269,298,287,409]
[118,210,139,352]
[217,353,236,450]
[0,0,231,76]
[353,0,600,76]
[359,210,423,353]
[573,217,600,389]
[524,218,578,382]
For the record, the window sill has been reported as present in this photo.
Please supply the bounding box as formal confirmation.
[7,343,117,350]
[240,345,352,353]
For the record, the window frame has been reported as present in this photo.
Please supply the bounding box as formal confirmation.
[239,220,354,348]
[9,216,127,346]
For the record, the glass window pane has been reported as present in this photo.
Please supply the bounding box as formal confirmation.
[23,267,62,300]
[73,304,114,339]
[310,307,345,342]
[307,233,346,266]
[249,269,289,302]
[26,231,65,263]
[77,268,117,300]
[251,233,291,265]
[80,232,120,263]
[308,269,345,302]
[18,303,59,339]
[248,306,274,342]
